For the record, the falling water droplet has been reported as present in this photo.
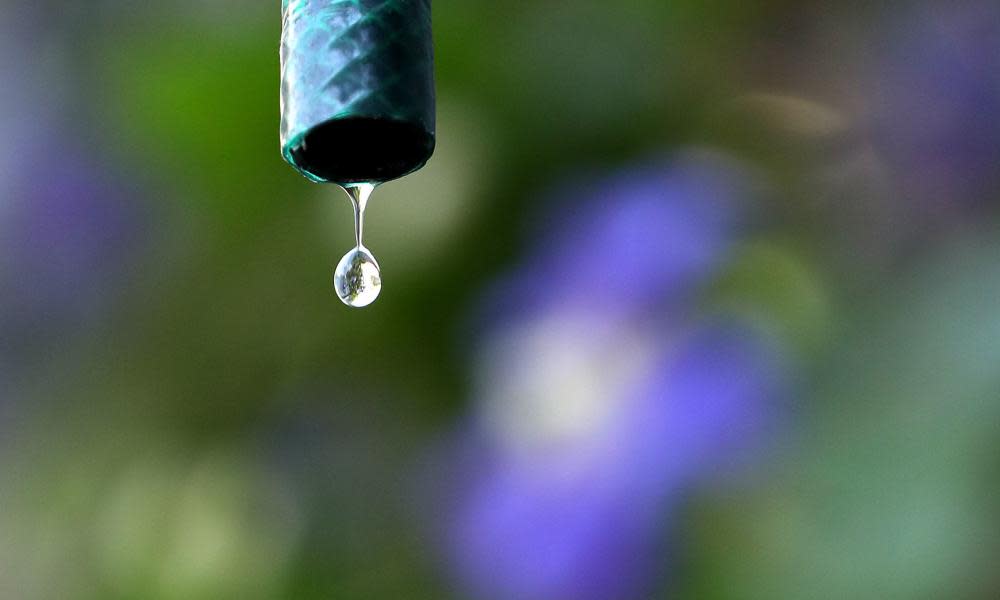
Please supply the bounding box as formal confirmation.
[333,183,382,308]
[334,245,382,307]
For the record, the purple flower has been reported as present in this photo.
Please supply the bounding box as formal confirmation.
[481,154,744,323]
[0,8,147,370]
[0,141,145,367]
[439,154,785,600]
[872,1,1000,216]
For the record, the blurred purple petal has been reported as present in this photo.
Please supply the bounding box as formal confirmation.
[481,154,748,323]
[873,1,1000,214]
[441,150,784,598]
[0,143,146,364]
[445,318,783,600]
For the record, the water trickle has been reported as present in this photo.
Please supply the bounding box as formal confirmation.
[333,183,382,308]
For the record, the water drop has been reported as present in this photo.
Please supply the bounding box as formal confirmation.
[333,183,382,308]
[334,245,382,307]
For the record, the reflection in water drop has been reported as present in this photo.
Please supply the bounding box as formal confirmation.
[333,183,382,308]
[334,246,382,307]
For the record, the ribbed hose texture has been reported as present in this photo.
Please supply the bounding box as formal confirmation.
[280,0,435,182]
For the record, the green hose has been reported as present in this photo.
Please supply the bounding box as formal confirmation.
[280,0,436,184]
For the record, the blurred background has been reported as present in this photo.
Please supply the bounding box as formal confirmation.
[2,1,1000,598]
